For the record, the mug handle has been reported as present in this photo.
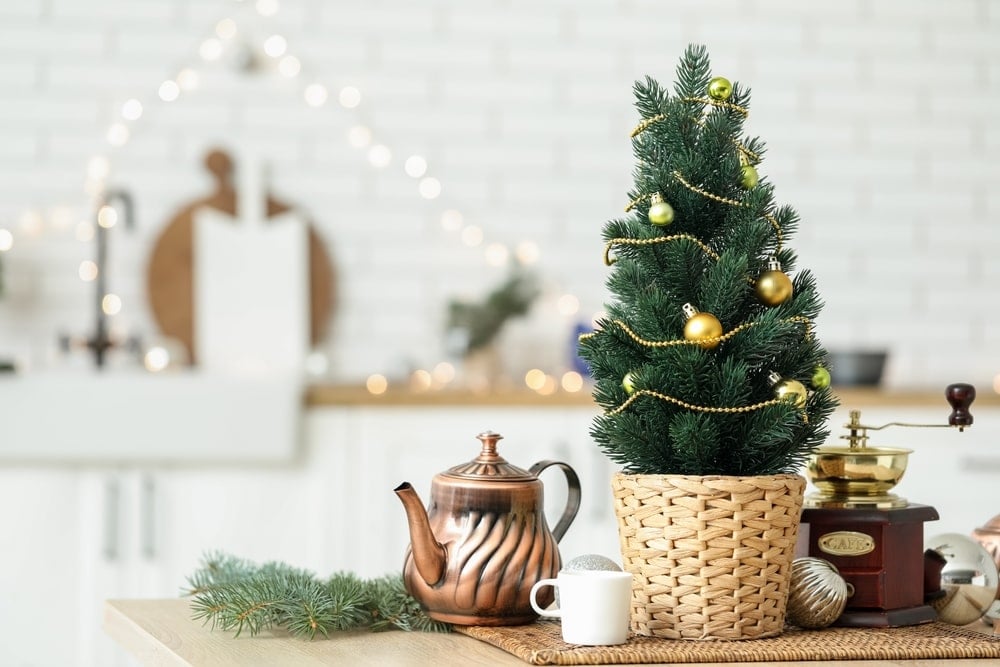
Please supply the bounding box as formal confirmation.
[529,460,581,542]
[529,578,561,618]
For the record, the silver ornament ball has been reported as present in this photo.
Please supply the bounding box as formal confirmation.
[786,557,852,629]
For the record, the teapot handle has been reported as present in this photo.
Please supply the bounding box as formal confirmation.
[528,460,581,543]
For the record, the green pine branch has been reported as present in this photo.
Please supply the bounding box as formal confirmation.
[184,552,450,640]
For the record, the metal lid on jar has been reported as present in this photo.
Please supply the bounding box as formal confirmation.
[443,431,536,480]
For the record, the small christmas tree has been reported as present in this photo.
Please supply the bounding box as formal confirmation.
[578,45,838,476]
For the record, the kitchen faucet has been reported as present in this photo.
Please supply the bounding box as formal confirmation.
[61,188,139,368]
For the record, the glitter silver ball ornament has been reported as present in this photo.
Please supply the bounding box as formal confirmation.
[786,557,852,629]
[564,554,622,573]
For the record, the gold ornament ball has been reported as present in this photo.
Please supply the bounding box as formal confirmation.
[774,378,808,408]
[648,200,674,226]
[756,269,794,306]
[707,76,732,101]
[622,371,637,395]
[740,164,759,189]
[812,366,831,389]
[683,312,723,350]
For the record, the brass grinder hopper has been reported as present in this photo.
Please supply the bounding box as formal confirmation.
[805,383,976,509]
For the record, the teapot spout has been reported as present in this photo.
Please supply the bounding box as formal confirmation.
[394,482,447,586]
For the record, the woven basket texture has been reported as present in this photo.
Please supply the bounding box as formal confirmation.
[611,473,806,641]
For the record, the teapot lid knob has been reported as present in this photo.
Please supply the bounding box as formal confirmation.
[476,430,504,462]
[443,430,535,480]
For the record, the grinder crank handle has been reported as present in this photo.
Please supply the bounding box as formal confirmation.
[945,383,975,430]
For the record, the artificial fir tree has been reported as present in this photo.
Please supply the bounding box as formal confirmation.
[578,45,838,476]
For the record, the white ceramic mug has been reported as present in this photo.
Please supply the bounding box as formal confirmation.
[529,570,633,645]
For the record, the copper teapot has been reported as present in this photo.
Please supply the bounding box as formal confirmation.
[394,430,581,625]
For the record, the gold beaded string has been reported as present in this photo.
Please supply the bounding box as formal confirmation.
[630,114,666,138]
[680,96,749,117]
[625,173,785,252]
[588,315,814,350]
[607,389,784,417]
[602,234,718,266]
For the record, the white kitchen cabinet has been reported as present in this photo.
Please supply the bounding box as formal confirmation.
[0,469,85,667]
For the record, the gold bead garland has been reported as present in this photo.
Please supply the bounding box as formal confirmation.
[606,388,807,422]
[680,96,749,117]
[602,234,719,266]
[582,315,814,350]
[603,234,782,290]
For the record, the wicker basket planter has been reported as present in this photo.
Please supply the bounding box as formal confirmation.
[612,472,806,641]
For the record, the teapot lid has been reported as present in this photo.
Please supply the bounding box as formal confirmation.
[443,431,536,481]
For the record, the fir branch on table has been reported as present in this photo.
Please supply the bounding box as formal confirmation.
[183,552,450,640]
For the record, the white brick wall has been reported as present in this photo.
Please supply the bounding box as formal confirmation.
[0,0,997,390]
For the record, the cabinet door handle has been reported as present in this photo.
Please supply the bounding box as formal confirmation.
[103,477,120,561]
[141,474,156,559]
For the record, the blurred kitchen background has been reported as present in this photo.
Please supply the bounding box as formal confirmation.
[0,1,998,665]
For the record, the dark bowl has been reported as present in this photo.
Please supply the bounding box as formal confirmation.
[827,350,888,387]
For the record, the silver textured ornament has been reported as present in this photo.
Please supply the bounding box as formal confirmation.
[786,557,852,629]
[564,554,622,573]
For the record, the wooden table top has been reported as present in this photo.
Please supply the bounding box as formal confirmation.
[104,598,999,667]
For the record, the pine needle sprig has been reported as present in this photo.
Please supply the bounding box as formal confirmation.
[184,552,450,640]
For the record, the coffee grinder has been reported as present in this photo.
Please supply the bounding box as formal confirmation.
[800,383,976,627]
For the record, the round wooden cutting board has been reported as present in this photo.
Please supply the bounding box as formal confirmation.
[146,149,335,364]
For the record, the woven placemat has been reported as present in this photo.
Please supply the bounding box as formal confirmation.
[456,620,1000,665]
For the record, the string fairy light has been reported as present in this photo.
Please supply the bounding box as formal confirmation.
[1,0,585,391]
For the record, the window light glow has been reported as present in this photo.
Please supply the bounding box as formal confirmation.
[121,99,143,121]
[78,260,98,281]
[368,144,391,168]
[524,369,547,391]
[304,83,328,107]
[0,229,12,252]
[516,241,540,265]
[102,294,122,316]
[176,68,199,91]
[106,123,129,147]
[347,125,372,148]
[263,34,287,57]
[97,206,118,229]
[199,39,223,62]
[366,374,388,395]
[256,0,280,17]
[418,177,441,199]
[158,80,180,101]
[557,294,580,316]
[484,243,508,266]
[561,371,584,393]
[339,86,361,108]
[410,369,432,392]
[440,209,463,231]
[460,226,483,247]
[278,55,301,77]
[432,362,455,385]
[87,156,110,181]
[404,156,427,178]
[215,18,237,40]
[144,346,171,373]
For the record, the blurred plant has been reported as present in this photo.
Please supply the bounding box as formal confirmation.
[446,266,539,355]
